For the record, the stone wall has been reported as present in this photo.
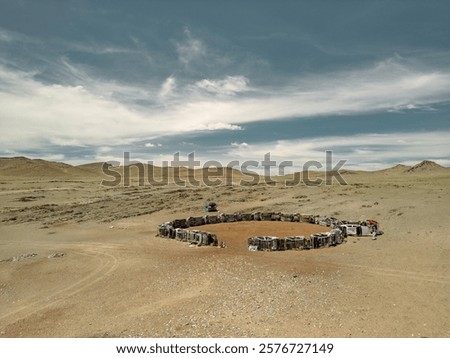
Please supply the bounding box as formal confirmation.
[156,213,380,251]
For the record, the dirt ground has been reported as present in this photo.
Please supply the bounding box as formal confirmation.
[0,157,449,337]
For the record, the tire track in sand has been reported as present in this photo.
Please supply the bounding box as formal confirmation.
[0,245,120,327]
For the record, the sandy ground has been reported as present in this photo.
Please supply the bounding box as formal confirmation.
[0,158,449,337]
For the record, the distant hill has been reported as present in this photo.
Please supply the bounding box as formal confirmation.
[376,161,449,174]
[76,162,110,175]
[406,160,447,173]
[339,169,361,175]
[2,157,448,180]
[377,164,412,173]
[391,164,412,171]
[0,157,95,178]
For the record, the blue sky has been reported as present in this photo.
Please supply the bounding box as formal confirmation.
[1,0,450,170]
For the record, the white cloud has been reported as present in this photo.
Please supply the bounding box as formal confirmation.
[144,142,162,148]
[97,146,112,153]
[224,131,450,171]
[67,42,135,55]
[158,76,176,99]
[175,27,205,65]
[0,69,147,150]
[158,58,450,129]
[231,142,249,148]
[2,149,17,155]
[0,27,34,43]
[199,123,243,131]
[2,58,450,159]
[195,76,249,96]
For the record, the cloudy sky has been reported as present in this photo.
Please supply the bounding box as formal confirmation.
[1,0,450,170]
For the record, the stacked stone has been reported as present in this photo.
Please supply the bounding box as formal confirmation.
[157,212,377,251]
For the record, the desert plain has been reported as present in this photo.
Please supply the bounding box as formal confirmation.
[0,157,449,338]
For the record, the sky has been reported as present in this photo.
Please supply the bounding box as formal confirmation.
[1,0,450,170]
